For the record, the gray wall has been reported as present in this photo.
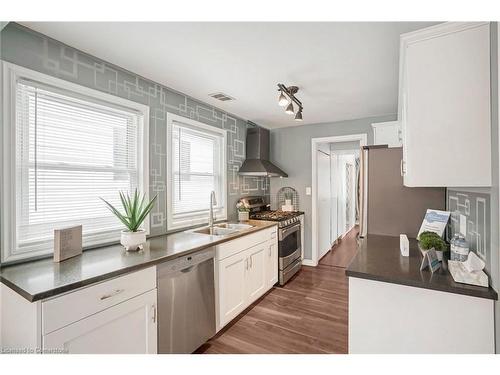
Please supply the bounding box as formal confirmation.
[269,114,396,260]
[330,140,362,152]
[0,23,269,250]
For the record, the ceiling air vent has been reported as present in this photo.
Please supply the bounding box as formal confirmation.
[209,92,235,102]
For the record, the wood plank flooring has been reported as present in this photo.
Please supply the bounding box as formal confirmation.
[319,226,359,268]
[197,227,359,354]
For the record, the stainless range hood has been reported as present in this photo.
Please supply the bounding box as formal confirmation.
[238,126,288,177]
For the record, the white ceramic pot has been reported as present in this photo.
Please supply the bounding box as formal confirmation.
[285,199,292,206]
[120,229,146,251]
[238,211,249,222]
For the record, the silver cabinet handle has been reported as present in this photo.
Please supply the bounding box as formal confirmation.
[249,255,253,268]
[152,304,157,324]
[269,248,271,257]
[245,258,248,270]
[100,289,124,300]
[400,159,404,177]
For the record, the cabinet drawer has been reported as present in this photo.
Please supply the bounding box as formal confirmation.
[42,266,156,335]
[216,227,276,261]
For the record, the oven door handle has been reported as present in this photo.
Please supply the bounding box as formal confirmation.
[279,223,300,240]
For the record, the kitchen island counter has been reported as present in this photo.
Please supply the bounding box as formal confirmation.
[346,234,496,353]
[346,234,497,300]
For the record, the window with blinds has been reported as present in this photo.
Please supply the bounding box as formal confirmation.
[9,76,147,259]
[166,114,227,230]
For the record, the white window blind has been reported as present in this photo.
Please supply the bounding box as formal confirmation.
[14,79,144,256]
[167,115,227,229]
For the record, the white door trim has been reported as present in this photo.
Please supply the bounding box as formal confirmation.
[311,133,367,266]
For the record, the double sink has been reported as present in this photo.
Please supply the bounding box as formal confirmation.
[188,223,254,236]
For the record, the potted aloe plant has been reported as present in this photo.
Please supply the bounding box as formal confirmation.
[101,189,157,251]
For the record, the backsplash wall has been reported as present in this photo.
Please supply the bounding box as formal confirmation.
[447,189,491,278]
[0,22,269,237]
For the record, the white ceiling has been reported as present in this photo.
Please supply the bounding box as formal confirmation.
[21,22,438,129]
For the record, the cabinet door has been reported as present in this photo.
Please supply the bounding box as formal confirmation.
[43,289,157,354]
[372,121,402,147]
[217,250,247,328]
[245,243,267,304]
[401,22,491,187]
[265,240,278,289]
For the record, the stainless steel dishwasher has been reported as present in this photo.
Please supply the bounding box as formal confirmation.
[157,247,216,354]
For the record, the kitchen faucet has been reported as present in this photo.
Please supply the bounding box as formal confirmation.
[208,191,217,229]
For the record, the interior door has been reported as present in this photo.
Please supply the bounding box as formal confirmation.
[245,243,267,304]
[317,150,332,259]
[43,289,157,354]
[218,251,247,328]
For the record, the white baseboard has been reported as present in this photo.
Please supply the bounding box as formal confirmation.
[302,259,318,267]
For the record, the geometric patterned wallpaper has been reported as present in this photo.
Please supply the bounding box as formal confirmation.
[0,23,269,236]
[447,189,491,273]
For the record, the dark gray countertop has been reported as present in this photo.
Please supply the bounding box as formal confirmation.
[346,234,498,301]
[0,220,277,302]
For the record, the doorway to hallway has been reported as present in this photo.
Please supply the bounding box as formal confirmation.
[311,134,366,266]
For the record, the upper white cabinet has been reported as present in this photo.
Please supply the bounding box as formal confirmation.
[372,121,402,148]
[399,22,491,187]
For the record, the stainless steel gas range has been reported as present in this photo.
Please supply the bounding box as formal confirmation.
[237,196,303,285]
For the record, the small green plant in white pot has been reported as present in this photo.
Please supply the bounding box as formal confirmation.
[101,190,157,251]
[236,202,250,221]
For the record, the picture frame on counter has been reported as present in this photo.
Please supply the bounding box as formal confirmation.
[54,225,83,263]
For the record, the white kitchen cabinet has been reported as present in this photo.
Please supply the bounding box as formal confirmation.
[245,243,267,302]
[217,250,247,326]
[265,240,278,289]
[1,266,157,354]
[399,22,491,187]
[371,121,402,147]
[215,226,278,330]
[349,277,495,353]
[43,289,157,354]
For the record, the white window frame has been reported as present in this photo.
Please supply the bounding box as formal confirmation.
[1,62,150,263]
[166,112,227,230]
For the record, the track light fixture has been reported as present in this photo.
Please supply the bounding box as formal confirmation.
[278,90,289,106]
[277,83,304,121]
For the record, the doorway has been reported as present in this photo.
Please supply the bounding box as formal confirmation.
[311,134,367,266]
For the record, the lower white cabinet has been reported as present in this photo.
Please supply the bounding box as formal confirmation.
[218,250,248,326]
[43,289,157,354]
[349,277,495,353]
[0,266,157,354]
[215,226,278,330]
[245,243,267,302]
[265,241,278,287]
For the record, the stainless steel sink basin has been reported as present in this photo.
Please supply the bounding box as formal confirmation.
[215,223,253,230]
[191,227,237,236]
[188,222,254,236]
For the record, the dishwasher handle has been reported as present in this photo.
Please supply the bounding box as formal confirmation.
[157,247,215,278]
[180,265,195,273]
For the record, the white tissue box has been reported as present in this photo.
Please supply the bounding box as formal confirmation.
[448,260,489,288]
[400,234,409,257]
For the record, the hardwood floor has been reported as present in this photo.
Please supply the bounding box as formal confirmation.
[197,227,359,354]
[319,226,359,268]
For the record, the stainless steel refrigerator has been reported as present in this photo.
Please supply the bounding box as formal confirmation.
[358,146,446,239]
